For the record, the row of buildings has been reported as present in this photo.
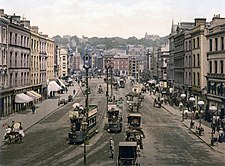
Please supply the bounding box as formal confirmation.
[0,9,74,117]
[166,14,225,111]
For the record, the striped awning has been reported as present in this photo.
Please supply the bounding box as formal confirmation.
[15,93,34,103]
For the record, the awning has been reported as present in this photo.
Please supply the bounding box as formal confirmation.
[15,93,34,103]
[26,91,37,99]
[30,90,42,99]
[48,81,62,95]
[57,79,66,88]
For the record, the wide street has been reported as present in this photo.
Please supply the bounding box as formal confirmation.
[0,77,225,166]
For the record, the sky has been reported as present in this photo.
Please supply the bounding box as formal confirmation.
[1,0,225,39]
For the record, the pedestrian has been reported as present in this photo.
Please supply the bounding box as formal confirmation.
[73,89,76,96]
[109,137,114,159]
[31,104,35,114]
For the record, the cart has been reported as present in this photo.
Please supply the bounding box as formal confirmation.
[117,142,140,166]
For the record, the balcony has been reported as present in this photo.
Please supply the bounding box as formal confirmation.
[207,73,225,79]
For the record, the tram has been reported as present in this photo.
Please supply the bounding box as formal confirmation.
[68,104,98,144]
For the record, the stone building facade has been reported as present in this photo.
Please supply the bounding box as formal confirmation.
[205,15,225,110]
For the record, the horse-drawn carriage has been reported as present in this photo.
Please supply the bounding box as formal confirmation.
[3,122,25,144]
[126,113,145,150]
[117,142,140,166]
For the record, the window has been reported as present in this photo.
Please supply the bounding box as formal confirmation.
[186,41,188,51]
[63,56,66,61]
[10,32,12,44]
[10,52,12,67]
[10,73,13,87]
[15,34,17,45]
[209,39,212,51]
[21,72,23,85]
[31,39,33,50]
[15,52,17,67]
[193,54,195,67]
[221,37,224,50]
[197,54,200,67]
[197,37,200,48]
[215,38,218,51]
[21,53,23,67]
[197,72,200,86]
[189,40,191,50]
[3,27,6,44]
[193,72,196,85]
[214,61,218,73]
[209,61,212,73]
[15,73,18,87]
[221,60,224,74]
[193,38,195,49]
[21,35,23,46]
[189,55,191,67]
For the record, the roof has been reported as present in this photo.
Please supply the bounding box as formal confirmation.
[128,113,141,117]
[119,142,137,147]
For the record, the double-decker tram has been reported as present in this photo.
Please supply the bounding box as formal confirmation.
[68,104,98,144]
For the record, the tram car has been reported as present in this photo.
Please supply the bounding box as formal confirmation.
[107,104,123,133]
[68,104,98,144]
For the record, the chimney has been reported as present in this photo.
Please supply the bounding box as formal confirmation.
[20,20,30,28]
[31,26,39,33]
[194,18,206,26]
[212,14,221,20]
[0,9,4,16]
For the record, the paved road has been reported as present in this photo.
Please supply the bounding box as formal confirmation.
[1,78,225,166]
[140,94,225,166]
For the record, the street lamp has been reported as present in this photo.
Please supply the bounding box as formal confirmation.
[83,52,91,166]
[180,93,186,122]
[197,100,205,135]
[209,105,217,146]
[189,96,195,128]
[110,61,114,99]
[105,62,110,113]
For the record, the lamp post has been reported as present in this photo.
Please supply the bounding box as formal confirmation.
[180,93,186,122]
[83,53,91,166]
[110,61,114,99]
[189,96,195,128]
[209,105,217,146]
[197,100,205,128]
[105,62,110,113]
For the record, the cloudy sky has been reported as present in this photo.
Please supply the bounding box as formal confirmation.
[1,0,225,38]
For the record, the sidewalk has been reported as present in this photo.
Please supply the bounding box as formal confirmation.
[0,81,81,147]
[149,94,225,154]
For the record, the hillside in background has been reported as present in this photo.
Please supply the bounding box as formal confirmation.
[52,35,169,53]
